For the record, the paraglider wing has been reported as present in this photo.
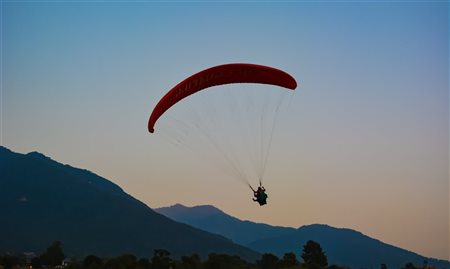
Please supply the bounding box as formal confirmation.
[148,63,297,133]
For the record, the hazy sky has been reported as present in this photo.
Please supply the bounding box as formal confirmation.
[2,1,449,260]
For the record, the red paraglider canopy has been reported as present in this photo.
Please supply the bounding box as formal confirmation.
[148,63,297,133]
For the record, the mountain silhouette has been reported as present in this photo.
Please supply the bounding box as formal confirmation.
[156,204,450,269]
[0,146,259,260]
[155,203,295,245]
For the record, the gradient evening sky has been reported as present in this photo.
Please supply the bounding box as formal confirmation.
[2,0,449,260]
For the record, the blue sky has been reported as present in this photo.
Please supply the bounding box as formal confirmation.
[2,1,449,260]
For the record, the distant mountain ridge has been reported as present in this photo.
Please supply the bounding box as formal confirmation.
[156,204,450,269]
[0,146,259,260]
[155,204,295,245]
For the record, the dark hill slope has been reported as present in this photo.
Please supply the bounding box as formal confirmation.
[0,146,259,260]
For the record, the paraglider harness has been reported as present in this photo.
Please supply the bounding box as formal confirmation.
[250,184,268,206]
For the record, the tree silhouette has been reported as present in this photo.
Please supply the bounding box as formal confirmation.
[180,254,201,269]
[0,254,20,269]
[136,258,151,269]
[151,249,173,269]
[103,254,137,269]
[40,241,65,267]
[402,262,418,269]
[203,253,249,269]
[83,255,102,269]
[280,252,298,268]
[258,253,280,269]
[301,240,328,269]
[31,257,42,269]
[327,265,350,269]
